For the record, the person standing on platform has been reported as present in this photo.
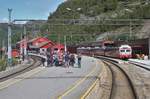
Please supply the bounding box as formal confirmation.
[70,54,75,67]
[64,52,70,68]
[41,57,45,66]
[46,51,51,67]
[77,53,82,68]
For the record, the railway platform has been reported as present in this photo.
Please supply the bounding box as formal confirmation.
[129,59,150,66]
[0,55,150,99]
[0,55,102,99]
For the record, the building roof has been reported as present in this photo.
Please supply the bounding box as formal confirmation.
[37,41,50,48]
[53,44,64,49]
[29,37,54,45]
[29,41,53,49]
[28,37,40,43]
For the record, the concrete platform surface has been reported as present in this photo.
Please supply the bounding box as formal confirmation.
[0,56,102,99]
[129,59,150,66]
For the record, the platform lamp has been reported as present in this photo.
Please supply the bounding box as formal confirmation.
[66,7,81,45]
[148,34,150,59]
[7,8,12,66]
[64,35,67,53]
[23,24,27,61]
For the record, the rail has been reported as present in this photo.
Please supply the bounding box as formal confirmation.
[128,61,150,71]
[0,56,41,82]
[101,59,138,99]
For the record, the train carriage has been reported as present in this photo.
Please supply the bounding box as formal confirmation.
[77,45,132,59]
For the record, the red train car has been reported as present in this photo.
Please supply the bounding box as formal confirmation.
[52,44,64,65]
[12,49,20,58]
[77,40,132,59]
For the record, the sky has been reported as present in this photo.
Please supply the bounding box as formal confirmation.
[0,0,67,23]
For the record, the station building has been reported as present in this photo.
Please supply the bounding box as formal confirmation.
[27,37,55,54]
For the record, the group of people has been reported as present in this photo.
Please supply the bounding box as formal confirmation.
[136,54,148,60]
[58,52,82,68]
[41,51,82,68]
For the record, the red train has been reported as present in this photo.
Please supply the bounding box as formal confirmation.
[75,38,149,59]
[77,44,132,59]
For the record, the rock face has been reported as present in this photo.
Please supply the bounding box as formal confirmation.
[138,20,150,38]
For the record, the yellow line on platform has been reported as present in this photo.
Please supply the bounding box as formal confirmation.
[0,67,44,90]
[80,79,98,99]
[80,60,104,99]
[57,60,97,99]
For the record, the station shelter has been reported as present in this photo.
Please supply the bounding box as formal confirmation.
[27,37,54,54]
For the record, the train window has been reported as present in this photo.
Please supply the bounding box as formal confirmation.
[104,42,115,47]
[54,48,58,51]
[120,50,125,52]
[60,48,64,51]
[94,47,100,49]
[126,50,130,52]
[87,47,91,50]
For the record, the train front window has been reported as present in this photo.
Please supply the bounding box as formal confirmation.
[60,48,64,52]
[54,48,58,51]
[126,50,130,52]
[120,50,125,52]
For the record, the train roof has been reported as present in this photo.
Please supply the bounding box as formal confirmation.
[119,45,131,48]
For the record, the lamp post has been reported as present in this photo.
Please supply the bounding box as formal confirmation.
[7,8,12,66]
[20,29,23,61]
[125,9,133,41]
[13,21,27,62]
[64,35,67,53]
[13,19,45,63]
[148,35,150,59]
[66,7,81,45]
[129,20,132,40]
[23,25,27,59]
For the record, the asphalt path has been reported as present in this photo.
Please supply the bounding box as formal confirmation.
[0,56,102,99]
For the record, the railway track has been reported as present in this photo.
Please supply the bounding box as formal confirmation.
[100,59,137,99]
[0,56,42,82]
[129,61,150,71]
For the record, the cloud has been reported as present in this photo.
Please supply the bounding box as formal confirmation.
[0,18,27,24]
[0,18,8,23]
[14,21,27,24]
[45,11,50,17]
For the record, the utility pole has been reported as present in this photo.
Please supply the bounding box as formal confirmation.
[129,20,132,40]
[148,35,150,59]
[20,29,23,61]
[66,7,81,45]
[7,8,12,66]
[23,25,27,61]
[64,35,67,53]
[2,40,5,60]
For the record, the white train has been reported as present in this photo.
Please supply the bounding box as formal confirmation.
[77,44,132,59]
[119,45,132,59]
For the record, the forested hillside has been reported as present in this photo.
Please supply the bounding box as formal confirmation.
[1,0,150,46]
[49,0,150,19]
[45,0,150,44]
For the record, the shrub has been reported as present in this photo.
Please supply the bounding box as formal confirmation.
[12,58,19,66]
[0,59,7,71]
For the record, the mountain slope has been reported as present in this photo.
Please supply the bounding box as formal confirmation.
[46,0,150,43]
